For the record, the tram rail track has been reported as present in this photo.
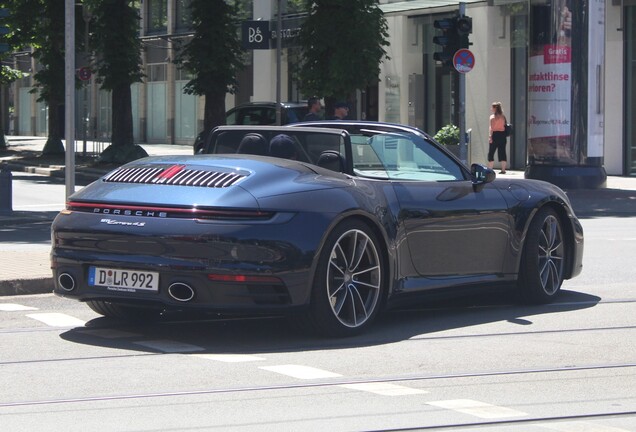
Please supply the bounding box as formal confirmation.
[1,361,635,409]
[365,410,636,431]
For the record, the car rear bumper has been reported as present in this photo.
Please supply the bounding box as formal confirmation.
[52,255,310,313]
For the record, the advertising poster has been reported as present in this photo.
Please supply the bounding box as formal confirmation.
[527,0,575,164]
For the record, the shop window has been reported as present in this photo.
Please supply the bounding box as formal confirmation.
[147,64,167,82]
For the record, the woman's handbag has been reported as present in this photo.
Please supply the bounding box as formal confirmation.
[504,117,512,137]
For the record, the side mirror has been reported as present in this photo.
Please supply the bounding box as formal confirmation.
[471,164,496,192]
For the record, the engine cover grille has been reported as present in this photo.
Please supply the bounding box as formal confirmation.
[103,165,247,188]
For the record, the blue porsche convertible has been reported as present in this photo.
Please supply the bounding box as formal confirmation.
[51,122,583,337]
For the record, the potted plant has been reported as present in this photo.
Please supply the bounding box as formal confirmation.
[433,124,460,156]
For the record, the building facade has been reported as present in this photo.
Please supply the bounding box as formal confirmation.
[8,0,636,177]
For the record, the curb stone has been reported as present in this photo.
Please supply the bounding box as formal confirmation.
[0,278,54,296]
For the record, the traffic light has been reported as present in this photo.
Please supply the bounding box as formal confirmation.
[432,14,473,67]
[455,15,473,50]
[432,17,458,67]
[0,8,10,53]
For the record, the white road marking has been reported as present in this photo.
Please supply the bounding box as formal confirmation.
[340,382,428,396]
[77,329,142,339]
[539,421,632,431]
[26,313,86,327]
[427,399,527,419]
[133,339,205,353]
[0,303,38,311]
[191,353,266,363]
[259,365,342,380]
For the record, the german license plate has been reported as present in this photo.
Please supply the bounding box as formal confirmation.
[88,267,159,292]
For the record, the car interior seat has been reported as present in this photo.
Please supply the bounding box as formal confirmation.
[316,150,345,172]
[269,134,298,160]
[236,133,268,156]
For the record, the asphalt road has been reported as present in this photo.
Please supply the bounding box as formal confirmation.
[1,216,635,431]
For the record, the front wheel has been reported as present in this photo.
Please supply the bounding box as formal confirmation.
[304,220,385,337]
[518,208,566,304]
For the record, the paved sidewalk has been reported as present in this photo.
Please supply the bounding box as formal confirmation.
[1,135,635,297]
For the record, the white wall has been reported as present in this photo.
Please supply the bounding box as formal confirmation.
[379,15,408,124]
[466,4,512,166]
[604,3,624,175]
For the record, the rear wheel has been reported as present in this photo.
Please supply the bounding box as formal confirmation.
[304,220,384,337]
[86,300,163,322]
[518,208,566,303]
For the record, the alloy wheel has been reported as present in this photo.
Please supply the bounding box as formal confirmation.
[537,214,565,295]
[326,229,381,328]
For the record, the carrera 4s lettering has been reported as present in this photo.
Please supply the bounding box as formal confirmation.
[100,218,146,227]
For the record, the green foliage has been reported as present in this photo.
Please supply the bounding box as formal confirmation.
[6,0,66,104]
[87,0,143,90]
[175,0,244,98]
[4,0,69,153]
[0,65,26,85]
[433,124,460,145]
[298,0,389,101]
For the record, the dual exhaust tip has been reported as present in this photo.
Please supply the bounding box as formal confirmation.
[57,273,195,303]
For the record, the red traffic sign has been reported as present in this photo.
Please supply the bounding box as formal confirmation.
[453,49,475,74]
[78,67,92,81]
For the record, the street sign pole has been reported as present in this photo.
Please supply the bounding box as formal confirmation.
[65,0,75,199]
[458,2,467,164]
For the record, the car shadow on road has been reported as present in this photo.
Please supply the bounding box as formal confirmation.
[59,289,601,354]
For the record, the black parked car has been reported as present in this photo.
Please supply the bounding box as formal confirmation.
[193,102,308,153]
[52,121,583,337]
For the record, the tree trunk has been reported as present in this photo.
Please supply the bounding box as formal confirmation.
[111,83,134,147]
[42,101,65,155]
[0,85,7,149]
[203,90,227,132]
[97,83,148,164]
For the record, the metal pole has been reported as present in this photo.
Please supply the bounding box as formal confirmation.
[83,8,90,157]
[275,0,282,125]
[458,2,467,165]
[64,0,75,198]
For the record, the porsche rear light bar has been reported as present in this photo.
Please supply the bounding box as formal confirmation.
[66,201,274,220]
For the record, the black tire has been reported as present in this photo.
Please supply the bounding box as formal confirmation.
[304,220,384,337]
[518,207,566,304]
[86,300,163,322]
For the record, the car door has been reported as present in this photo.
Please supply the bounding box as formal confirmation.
[364,132,511,279]
[394,180,511,278]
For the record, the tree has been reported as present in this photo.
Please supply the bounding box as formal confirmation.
[87,0,147,163]
[8,0,70,155]
[0,5,27,150]
[297,0,389,113]
[174,0,245,133]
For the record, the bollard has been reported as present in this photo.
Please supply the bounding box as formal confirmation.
[0,167,13,215]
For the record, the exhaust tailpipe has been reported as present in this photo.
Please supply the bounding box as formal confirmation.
[168,282,195,302]
[58,273,76,292]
